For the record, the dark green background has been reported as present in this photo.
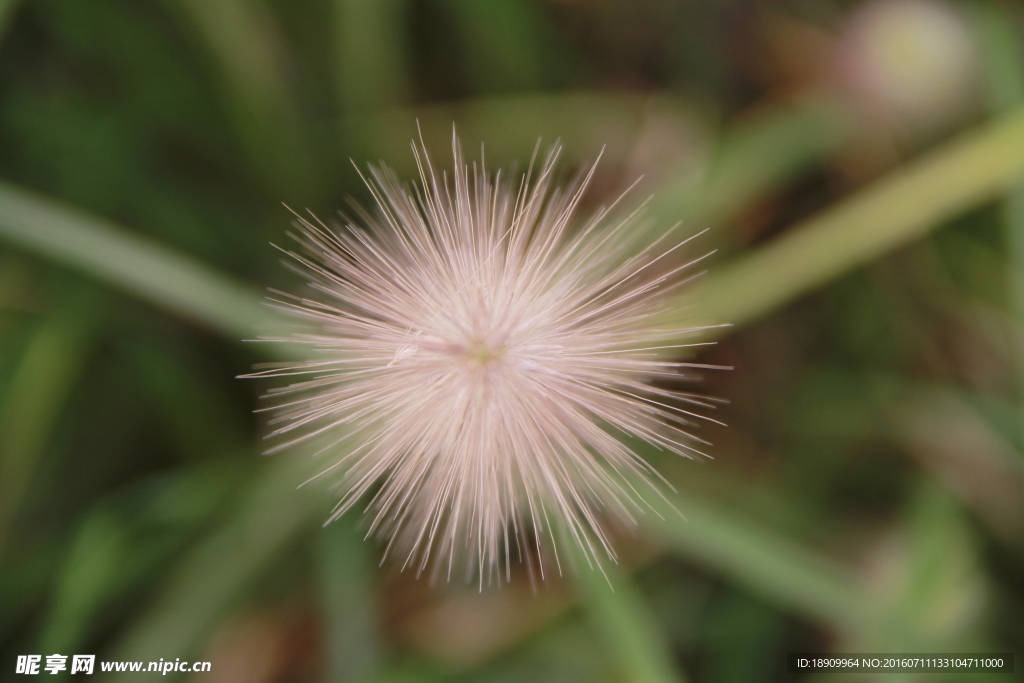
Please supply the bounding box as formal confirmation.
[0,1,1022,681]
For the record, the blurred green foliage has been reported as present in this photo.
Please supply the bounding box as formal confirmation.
[1,1,1023,681]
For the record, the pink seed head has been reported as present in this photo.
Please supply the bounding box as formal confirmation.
[248,133,720,586]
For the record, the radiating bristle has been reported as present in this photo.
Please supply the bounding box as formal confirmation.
[247,132,718,586]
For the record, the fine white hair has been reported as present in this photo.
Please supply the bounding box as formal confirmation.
[246,132,721,587]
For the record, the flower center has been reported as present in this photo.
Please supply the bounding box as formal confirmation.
[466,340,505,364]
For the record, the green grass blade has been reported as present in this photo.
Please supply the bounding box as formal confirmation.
[869,376,1024,553]
[0,181,265,338]
[571,551,688,683]
[173,0,318,196]
[333,0,409,112]
[0,287,100,553]
[317,519,382,683]
[649,94,853,237]
[975,4,1024,111]
[39,462,244,654]
[637,486,873,633]
[442,0,549,93]
[684,108,1024,332]
[0,0,23,44]
[975,3,1024,448]
[100,455,320,676]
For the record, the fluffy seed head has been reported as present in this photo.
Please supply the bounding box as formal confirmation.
[250,134,718,585]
